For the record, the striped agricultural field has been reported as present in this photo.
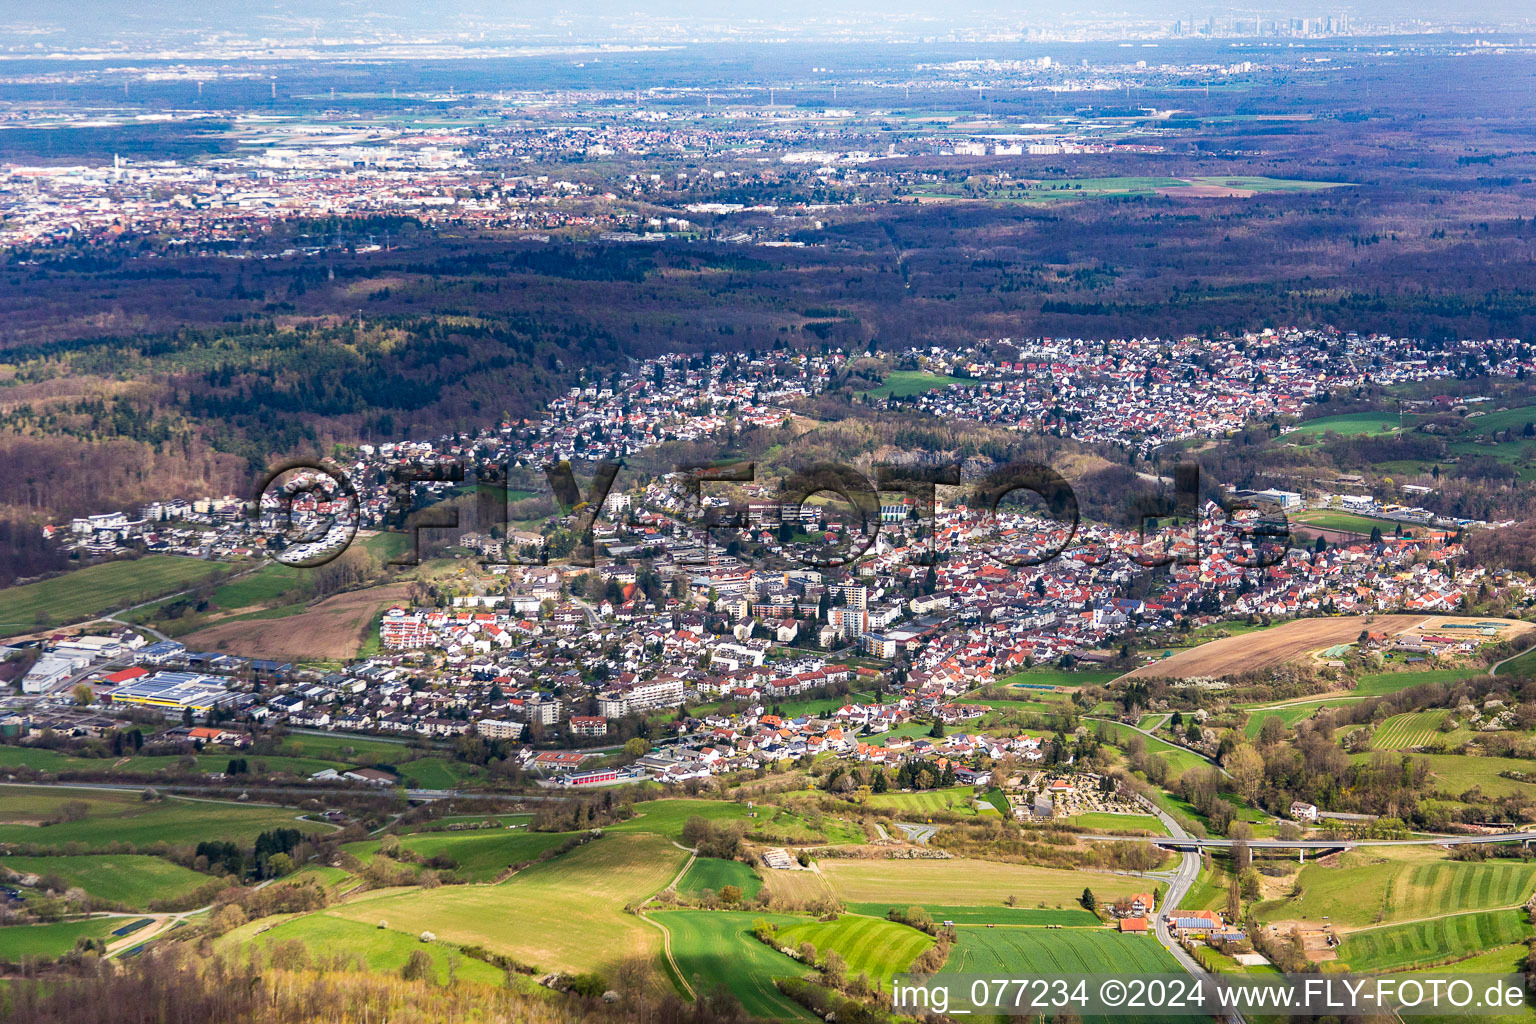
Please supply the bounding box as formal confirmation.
[1336,909,1533,972]
[1370,710,1461,750]
[1404,859,1536,917]
[774,915,933,984]
[945,927,1180,975]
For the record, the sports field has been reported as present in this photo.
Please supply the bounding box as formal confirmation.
[820,858,1094,908]
[330,834,686,981]
[774,915,933,984]
[1,854,210,909]
[864,370,969,399]
[1290,510,1394,534]
[1257,848,1536,928]
[651,911,812,1019]
[677,856,762,899]
[1335,909,1532,972]
[0,556,228,636]
[944,927,1180,974]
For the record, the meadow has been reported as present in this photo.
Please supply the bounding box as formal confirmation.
[1242,705,1321,737]
[0,556,228,635]
[1286,412,1407,439]
[1256,849,1536,928]
[676,856,762,899]
[1335,909,1532,972]
[1064,811,1167,835]
[846,903,1099,926]
[1091,720,1211,777]
[342,829,578,883]
[1412,753,1536,800]
[0,918,118,960]
[216,912,507,986]
[866,786,983,817]
[1354,667,1491,695]
[330,834,687,981]
[820,858,1098,908]
[651,911,812,1019]
[943,927,1180,974]
[0,785,335,849]
[774,915,933,984]
[605,798,754,840]
[1,854,210,909]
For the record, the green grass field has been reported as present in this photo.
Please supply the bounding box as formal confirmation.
[0,556,229,635]
[607,799,754,840]
[1336,909,1532,972]
[1355,667,1491,695]
[769,690,879,719]
[652,911,813,1019]
[996,668,1121,688]
[1291,510,1395,534]
[863,370,969,399]
[1243,705,1321,737]
[1,854,211,909]
[206,563,310,612]
[1463,403,1536,436]
[1064,811,1168,835]
[1411,753,1536,800]
[944,927,1180,974]
[1370,710,1466,750]
[847,903,1099,926]
[216,912,505,985]
[820,858,1095,908]
[330,834,686,981]
[0,918,118,961]
[866,786,980,817]
[1091,720,1212,777]
[342,829,578,883]
[774,915,933,984]
[1495,647,1536,678]
[1257,849,1536,928]
[1287,412,1407,439]
[677,857,762,899]
[395,757,482,789]
[0,785,334,849]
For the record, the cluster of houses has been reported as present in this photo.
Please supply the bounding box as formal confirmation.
[891,327,1532,459]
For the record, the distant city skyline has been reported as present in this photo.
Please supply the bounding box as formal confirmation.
[4,1,1534,51]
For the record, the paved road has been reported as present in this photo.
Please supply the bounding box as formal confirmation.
[1146,804,1247,1024]
[1081,831,1534,850]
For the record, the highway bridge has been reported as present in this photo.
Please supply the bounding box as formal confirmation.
[1081,830,1535,860]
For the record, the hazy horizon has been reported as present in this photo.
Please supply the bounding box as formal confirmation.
[4,1,1534,50]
